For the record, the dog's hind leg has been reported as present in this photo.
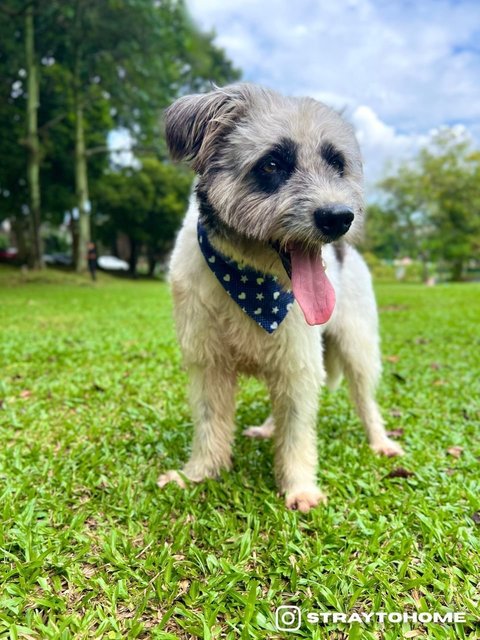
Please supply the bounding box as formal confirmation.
[158,365,237,487]
[243,415,275,439]
[326,326,404,457]
[325,248,404,457]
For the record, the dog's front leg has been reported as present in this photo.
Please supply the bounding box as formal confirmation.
[158,365,236,488]
[267,369,327,513]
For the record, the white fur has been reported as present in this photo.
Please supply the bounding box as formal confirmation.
[158,195,403,511]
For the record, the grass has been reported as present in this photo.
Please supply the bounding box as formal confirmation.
[0,265,479,639]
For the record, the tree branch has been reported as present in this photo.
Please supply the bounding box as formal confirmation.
[86,145,158,157]
[38,113,67,135]
[86,145,110,157]
[0,1,34,17]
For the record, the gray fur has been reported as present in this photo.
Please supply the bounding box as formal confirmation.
[165,83,364,253]
[159,83,403,512]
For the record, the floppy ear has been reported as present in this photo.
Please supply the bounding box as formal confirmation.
[164,83,256,173]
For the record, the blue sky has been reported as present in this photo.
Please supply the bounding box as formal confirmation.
[187,0,480,187]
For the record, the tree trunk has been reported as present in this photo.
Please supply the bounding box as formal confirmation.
[25,4,43,269]
[73,96,90,271]
[451,259,464,282]
[420,251,429,283]
[11,216,30,264]
[129,237,138,278]
[147,245,156,277]
[71,216,79,268]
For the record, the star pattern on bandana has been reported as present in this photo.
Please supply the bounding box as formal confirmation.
[197,221,294,333]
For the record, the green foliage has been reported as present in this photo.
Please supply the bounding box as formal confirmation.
[94,158,193,273]
[417,133,480,277]
[363,204,403,260]
[363,255,428,284]
[39,62,113,226]
[373,129,480,280]
[140,158,193,255]
[43,0,239,153]
[0,0,239,268]
[0,270,479,638]
[0,5,29,223]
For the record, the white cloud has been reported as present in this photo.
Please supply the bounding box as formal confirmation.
[187,0,480,190]
[107,128,140,168]
[351,105,428,185]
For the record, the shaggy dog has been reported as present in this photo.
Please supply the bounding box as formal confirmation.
[158,83,403,512]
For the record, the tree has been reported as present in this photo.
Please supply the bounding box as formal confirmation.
[47,0,239,271]
[377,128,480,280]
[141,159,193,275]
[0,17,30,262]
[418,130,480,280]
[94,158,192,276]
[363,203,403,261]
[39,61,112,233]
[0,0,240,272]
[24,3,42,268]
[0,0,46,267]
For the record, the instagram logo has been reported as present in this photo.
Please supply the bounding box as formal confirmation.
[275,606,301,631]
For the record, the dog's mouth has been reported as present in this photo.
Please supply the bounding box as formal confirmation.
[277,243,336,326]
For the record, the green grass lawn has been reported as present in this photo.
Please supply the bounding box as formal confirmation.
[0,266,479,639]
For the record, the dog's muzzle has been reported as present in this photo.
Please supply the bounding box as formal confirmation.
[314,204,354,241]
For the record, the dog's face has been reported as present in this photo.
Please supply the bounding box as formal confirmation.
[165,83,364,254]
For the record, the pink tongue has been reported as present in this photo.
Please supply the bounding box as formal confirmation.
[290,249,336,325]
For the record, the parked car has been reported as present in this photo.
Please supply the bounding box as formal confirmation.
[97,256,129,271]
[0,247,18,262]
[43,253,73,266]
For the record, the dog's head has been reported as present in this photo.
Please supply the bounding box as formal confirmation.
[165,82,363,247]
[165,83,364,324]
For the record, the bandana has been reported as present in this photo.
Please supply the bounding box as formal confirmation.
[197,221,294,333]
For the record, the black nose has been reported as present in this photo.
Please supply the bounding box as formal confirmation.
[314,204,354,241]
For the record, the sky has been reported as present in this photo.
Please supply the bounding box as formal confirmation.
[187,0,480,189]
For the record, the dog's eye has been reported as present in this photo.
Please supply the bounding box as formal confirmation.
[321,143,345,177]
[251,138,297,194]
[262,160,279,174]
[329,156,344,176]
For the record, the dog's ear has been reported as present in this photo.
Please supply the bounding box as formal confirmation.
[164,83,256,173]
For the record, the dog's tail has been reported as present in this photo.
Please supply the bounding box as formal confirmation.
[323,333,344,391]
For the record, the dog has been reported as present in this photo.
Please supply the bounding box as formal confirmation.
[158,83,403,513]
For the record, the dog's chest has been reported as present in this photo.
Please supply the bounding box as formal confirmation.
[206,278,323,376]
[170,214,325,374]
[212,289,279,373]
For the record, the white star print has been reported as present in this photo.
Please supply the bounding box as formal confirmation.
[198,221,296,333]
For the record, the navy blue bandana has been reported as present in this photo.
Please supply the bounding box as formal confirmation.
[197,221,294,333]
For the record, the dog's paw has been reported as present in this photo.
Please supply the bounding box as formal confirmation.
[157,470,187,489]
[243,424,275,439]
[285,486,327,513]
[371,439,405,457]
[243,416,275,439]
